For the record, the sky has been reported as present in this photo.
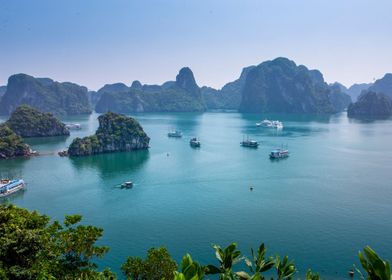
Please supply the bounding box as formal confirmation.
[1,0,392,90]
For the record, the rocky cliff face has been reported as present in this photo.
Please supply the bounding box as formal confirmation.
[239,58,336,114]
[95,68,205,113]
[328,83,352,112]
[368,73,392,99]
[347,91,392,118]
[6,105,70,137]
[0,86,6,101]
[0,124,31,159]
[68,112,150,157]
[0,74,92,116]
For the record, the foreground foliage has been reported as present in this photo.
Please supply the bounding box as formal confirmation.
[0,204,390,280]
[0,204,114,279]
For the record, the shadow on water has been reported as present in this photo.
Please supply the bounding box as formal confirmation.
[0,157,30,179]
[238,113,331,138]
[239,113,333,123]
[347,115,392,123]
[69,150,150,178]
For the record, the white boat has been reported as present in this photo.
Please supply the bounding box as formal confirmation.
[65,123,82,130]
[256,119,283,129]
[272,120,284,129]
[256,120,273,127]
[0,179,25,197]
[167,130,183,138]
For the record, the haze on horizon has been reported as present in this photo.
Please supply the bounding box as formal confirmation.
[1,0,392,91]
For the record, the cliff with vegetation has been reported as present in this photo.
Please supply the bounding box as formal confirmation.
[0,124,31,159]
[239,58,345,114]
[6,105,70,137]
[68,112,149,156]
[368,73,392,99]
[328,83,352,112]
[95,68,205,113]
[348,91,392,118]
[0,74,92,116]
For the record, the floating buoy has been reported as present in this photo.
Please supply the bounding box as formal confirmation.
[348,269,354,277]
[250,186,254,191]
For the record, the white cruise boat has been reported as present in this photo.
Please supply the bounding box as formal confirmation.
[256,119,283,129]
[0,179,25,197]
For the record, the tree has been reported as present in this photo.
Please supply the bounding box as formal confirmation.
[121,247,177,280]
[0,204,114,280]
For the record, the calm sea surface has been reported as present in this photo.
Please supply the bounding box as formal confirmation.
[1,112,391,279]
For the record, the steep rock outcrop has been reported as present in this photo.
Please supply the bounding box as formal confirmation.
[0,74,92,116]
[95,68,205,113]
[239,58,336,114]
[347,91,392,118]
[328,83,352,112]
[6,105,69,137]
[368,73,392,99]
[68,112,150,156]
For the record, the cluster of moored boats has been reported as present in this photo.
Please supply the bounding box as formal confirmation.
[167,130,201,148]
[168,124,290,159]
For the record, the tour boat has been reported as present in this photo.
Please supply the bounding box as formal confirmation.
[0,179,25,197]
[167,130,183,138]
[269,149,289,159]
[241,136,259,148]
[256,120,273,127]
[256,119,283,129]
[190,137,201,147]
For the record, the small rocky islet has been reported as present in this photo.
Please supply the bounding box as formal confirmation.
[67,112,150,157]
[0,105,71,159]
[6,105,70,138]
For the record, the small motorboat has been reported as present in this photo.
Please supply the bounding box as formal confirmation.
[121,181,133,189]
[167,130,183,138]
[190,137,201,147]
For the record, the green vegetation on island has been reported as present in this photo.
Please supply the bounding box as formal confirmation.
[5,105,70,137]
[0,204,390,280]
[239,58,351,114]
[0,74,92,116]
[95,68,205,113]
[0,124,31,160]
[348,91,392,118]
[68,112,150,156]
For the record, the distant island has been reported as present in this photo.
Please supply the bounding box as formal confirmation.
[0,74,92,116]
[67,112,150,157]
[1,57,392,116]
[0,124,31,159]
[95,67,205,113]
[348,91,392,119]
[6,105,70,138]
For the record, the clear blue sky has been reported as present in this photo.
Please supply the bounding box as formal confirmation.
[1,0,391,90]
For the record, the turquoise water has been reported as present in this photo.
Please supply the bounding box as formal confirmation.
[1,112,392,279]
